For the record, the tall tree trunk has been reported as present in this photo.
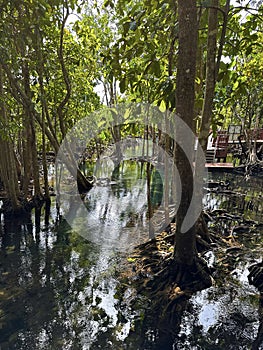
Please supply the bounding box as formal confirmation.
[0,67,21,212]
[174,0,198,266]
[164,114,170,227]
[30,115,42,197]
[36,26,50,202]
[199,0,219,152]
[199,0,230,152]
[22,120,32,196]
[42,112,50,200]
[22,60,42,198]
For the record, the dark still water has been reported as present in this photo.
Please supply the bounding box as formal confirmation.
[0,164,262,349]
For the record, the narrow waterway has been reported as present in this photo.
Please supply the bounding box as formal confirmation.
[0,164,262,349]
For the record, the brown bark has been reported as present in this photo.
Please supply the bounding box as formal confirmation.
[30,116,42,197]
[22,59,42,198]
[22,118,32,195]
[174,0,198,266]
[0,67,21,211]
[57,5,71,140]
[164,114,170,227]
[216,0,231,75]
[35,27,50,200]
[199,0,230,152]
[199,0,219,152]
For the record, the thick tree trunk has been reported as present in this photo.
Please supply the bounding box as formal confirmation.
[22,60,42,198]
[174,0,198,266]
[0,67,21,212]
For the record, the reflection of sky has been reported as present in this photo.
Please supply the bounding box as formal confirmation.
[198,301,219,332]
[81,183,148,249]
[62,154,177,250]
[180,283,258,340]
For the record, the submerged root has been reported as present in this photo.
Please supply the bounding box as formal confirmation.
[118,209,263,343]
[1,194,46,218]
[248,261,263,292]
[122,229,212,327]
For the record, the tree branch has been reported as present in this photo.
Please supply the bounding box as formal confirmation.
[57,4,71,139]
[0,59,31,109]
[216,0,230,78]
[0,59,59,152]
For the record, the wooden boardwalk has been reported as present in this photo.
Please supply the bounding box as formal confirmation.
[205,162,234,170]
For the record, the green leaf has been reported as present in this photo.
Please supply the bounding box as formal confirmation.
[232,81,239,91]
[195,76,201,85]
[151,60,161,77]
[159,100,166,112]
[245,46,253,55]
[98,120,106,128]
[123,108,131,120]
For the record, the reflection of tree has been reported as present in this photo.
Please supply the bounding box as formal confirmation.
[249,261,263,349]
[252,294,263,349]
[0,216,57,346]
[150,168,163,210]
[117,294,188,349]
[203,172,263,222]
[111,160,146,198]
[0,212,98,349]
[111,160,163,209]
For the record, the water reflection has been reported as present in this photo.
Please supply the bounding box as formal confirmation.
[60,159,171,251]
[0,168,262,349]
[203,172,263,222]
[0,192,142,349]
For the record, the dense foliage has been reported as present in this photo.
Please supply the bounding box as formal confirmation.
[0,0,263,211]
